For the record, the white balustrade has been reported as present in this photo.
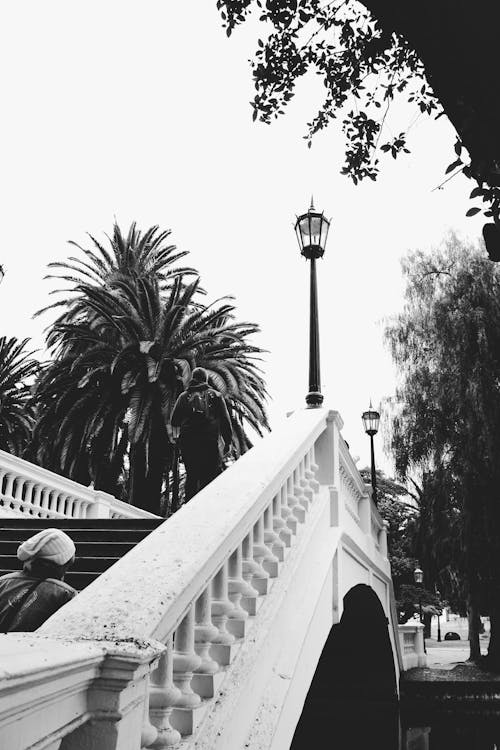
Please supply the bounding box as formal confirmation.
[0,448,159,519]
[2,408,401,750]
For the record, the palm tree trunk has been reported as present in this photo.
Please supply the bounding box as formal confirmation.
[94,426,128,497]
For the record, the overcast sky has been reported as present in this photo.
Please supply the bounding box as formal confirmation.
[0,1,484,474]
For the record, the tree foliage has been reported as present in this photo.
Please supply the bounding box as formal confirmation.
[32,223,269,513]
[385,234,500,665]
[217,1,500,256]
[0,337,39,456]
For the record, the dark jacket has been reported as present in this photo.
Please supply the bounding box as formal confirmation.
[171,382,232,446]
[0,559,77,632]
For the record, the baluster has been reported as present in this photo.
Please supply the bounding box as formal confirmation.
[141,676,158,749]
[23,480,35,508]
[31,484,43,517]
[211,562,235,643]
[210,563,236,667]
[300,456,314,502]
[243,529,266,613]
[150,639,181,748]
[12,476,25,512]
[4,473,15,501]
[272,491,292,549]
[254,513,279,578]
[0,469,6,511]
[194,586,219,674]
[40,487,51,513]
[65,495,75,517]
[55,492,67,515]
[248,522,270,593]
[173,606,201,708]
[308,447,320,492]
[287,475,305,524]
[293,465,310,512]
[227,546,250,626]
[280,484,297,536]
[265,500,286,561]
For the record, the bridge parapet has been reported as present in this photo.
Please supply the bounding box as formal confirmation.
[0,408,402,750]
[0,448,159,520]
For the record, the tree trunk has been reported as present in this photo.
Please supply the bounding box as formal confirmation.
[129,423,169,515]
[487,601,500,671]
[94,426,128,497]
[468,598,481,662]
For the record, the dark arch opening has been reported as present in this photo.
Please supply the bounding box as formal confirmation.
[291,583,398,749]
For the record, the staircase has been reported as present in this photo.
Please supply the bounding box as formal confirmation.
[0,517,164,591]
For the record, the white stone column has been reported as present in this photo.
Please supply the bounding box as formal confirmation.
[149,639,181,748]
[264,502,286,562]
[141,677,158,749]
[253,515,276,580]
[211,563,236,647]
[173,607,202,709]
[280,484,297,536]
[287,475,305,524]
[241,532,262,615]
[227,546,251,623]
[293,465,309,512]
[194,586,219,674]
[271,491,291,549]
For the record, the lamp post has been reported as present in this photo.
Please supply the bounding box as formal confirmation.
[414,566,424,624]
[362,402,380,505]
[294,199,330,408]
[0,265,4,285]
[435,588,442,642]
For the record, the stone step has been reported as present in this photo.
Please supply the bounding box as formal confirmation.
[0,518,163,529]
[0,528,155,543]
[0,554,120,573]
[0,539,137,557]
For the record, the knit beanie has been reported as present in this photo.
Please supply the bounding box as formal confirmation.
[17,528,76,566]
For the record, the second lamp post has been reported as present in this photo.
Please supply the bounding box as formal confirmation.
[294,199,330,408]
[362,402,380,505]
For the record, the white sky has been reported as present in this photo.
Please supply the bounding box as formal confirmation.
[0,1,485,475]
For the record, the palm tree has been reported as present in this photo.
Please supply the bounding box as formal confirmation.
[0,337,39,455]
[33,272,268,513]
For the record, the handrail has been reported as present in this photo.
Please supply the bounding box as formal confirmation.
[0,449,159,519]
[40,408,328,642]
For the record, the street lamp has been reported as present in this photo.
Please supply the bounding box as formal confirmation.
[294,198,331,408]
[436,588,442,642]
[414,566,424,623]
[362,402,380,505]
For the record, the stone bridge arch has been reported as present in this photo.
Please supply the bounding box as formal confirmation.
[291,583,399,749]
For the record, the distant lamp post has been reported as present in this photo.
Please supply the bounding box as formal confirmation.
[362,402,380,505]
[294,198,331,408]
[436,588,442,642]
[0,265,4,285]
[414,566,424,623]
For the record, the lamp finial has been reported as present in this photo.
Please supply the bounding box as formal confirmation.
[310,195,315,211]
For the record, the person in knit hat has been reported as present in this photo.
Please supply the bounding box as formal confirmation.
[0,528,77,632]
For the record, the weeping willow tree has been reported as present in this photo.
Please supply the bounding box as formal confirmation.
[385,233,500,667]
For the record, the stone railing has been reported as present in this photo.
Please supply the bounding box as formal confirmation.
[399,622,426,670]
[0,449,159,520]
[0,409,398,749]
[337,435,387,555]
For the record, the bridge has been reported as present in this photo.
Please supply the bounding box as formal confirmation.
[0,408,425,749]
